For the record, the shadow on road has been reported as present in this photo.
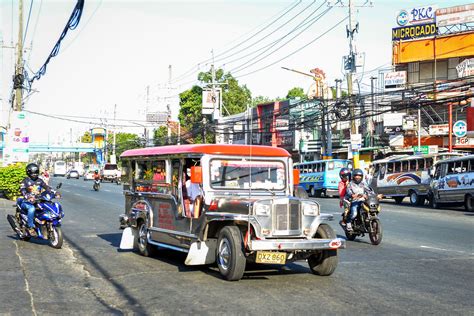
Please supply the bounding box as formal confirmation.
[65,236,146,314]
[97,233,121,248]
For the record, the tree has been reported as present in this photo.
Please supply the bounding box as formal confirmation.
[114,133,142,157]
[154,126,170,146]
[286,87,306,100]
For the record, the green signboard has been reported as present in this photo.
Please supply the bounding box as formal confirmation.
[412,146,429,154]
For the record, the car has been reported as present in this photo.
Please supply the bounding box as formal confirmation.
[67,170,80,179]
[83,170,96,181]
[101,163,121,183]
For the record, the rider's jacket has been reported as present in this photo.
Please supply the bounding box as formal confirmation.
[20,177,51,199]
[345,181,369,202]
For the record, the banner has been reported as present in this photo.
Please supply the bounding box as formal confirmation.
[3,111,30,164]
[436,4,474,27]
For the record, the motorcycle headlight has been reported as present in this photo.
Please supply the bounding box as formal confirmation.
[302,201,319,216]
[255,204,271,216]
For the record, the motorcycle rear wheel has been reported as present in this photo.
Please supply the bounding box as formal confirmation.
[49,226,63,249]
[369,219,382,245]
[344,230,357,241]
[7,214,30,241]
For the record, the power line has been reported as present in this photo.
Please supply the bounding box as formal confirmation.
[23,0,34,44]
[27,0,43,63]
[234,15,348,79]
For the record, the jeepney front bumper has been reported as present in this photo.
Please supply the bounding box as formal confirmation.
[249,238,345,251]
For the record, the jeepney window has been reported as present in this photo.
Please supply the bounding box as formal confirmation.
[409,160,417,171]
[373,164,380,176]
[418,159,425,170]
[434,165,441,180]
[312,164,317,173]
[401,161,409,172]
[469,160,474,172]
[210,159,286,190]
[394,162,401,173]
[120,161,130,185]
[425,158,433,169]
[171,159,181,199]
[151,160,166,182]
[387,163,394,173]
[447,162,456,175]
[379,164,386,180]
[455,161,466,173]
[321,163,326,172]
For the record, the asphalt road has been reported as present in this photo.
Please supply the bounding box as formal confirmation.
[1,178,473,315]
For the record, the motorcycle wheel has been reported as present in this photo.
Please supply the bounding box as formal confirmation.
[93,184,99,191]
[7,214,30,241]
[369,219,383,245]
[308,224,338,276]
[49,226,63,249]
[345,230,357,241]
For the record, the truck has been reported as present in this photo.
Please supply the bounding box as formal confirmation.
[101,163,121,183]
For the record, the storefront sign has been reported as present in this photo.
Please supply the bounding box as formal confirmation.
[384,71,406,88]
[456,58,474,78]
[392,22,437,41]
[412,145,438,155]
[396,5,437,26]
[453,120,467,138]
[429,124,449,135]
[436,4,474,27]
[403,115,417,130]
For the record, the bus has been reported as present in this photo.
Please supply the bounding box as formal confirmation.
[294,159,353,197]
[429,155,474,211]
[370,153,463,206]
[53,160,67,177]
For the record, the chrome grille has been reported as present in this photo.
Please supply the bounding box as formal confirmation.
[273,200,301,235]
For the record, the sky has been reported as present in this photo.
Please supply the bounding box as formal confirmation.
[0,0,471,143]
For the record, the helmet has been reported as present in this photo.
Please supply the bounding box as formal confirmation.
[339,168,351,180]
[352,168,364,184]
[26,163,40,180]
[94,170,99,174]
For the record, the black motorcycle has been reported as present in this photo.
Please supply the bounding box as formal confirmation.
[341,188,383,245]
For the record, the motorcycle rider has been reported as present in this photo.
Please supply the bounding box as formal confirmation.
[338,168,351,226]
[20,163,52,236]
[344,168,370,231]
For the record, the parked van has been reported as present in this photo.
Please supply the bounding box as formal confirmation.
[370,153,462,206]
[119,144,344,281]
[429,155,474,212]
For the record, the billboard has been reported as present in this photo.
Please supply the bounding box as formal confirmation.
[396,5,437,27]
[202,89,221,116]
[392,22,437,41]
[456,58,474,78]
[3,111,30,165]
[436,4,474,27]
[384,71,406,89]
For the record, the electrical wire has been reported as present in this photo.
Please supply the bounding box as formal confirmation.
[27,0,43,64]
[27,0,85,86]
[23,0,34,44]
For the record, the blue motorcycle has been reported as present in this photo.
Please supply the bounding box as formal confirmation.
[7,183,64,249]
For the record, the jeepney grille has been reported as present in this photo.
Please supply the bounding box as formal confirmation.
[273,201,301,235]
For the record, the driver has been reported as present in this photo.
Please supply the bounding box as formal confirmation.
[93,170,101,181]
[19,163,52,236]
[344,169,370,231]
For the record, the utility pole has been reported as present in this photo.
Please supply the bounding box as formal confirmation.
[14,0,24,111]
[370,76,377,147]
[112,104,116,159]
[167,65,172,144]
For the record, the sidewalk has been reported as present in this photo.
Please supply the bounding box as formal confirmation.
[0,198,34,314]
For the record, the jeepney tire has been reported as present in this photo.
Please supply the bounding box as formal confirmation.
[308,224,338,276]
[465,194,474,212]
[417,197,426,206]
[394,196,404,204]
[137,221,157,257]
[430,195,440,209]
[216,226,246,281]
[409,191,419,206]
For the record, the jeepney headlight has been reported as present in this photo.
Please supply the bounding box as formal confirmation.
[255,204,271,216]
[302,201,319,216]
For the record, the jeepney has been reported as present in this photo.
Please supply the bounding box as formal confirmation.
[119,144,344,281]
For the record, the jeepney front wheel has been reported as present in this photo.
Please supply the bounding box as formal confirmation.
[216,226,246,281]
[308,224,338,276]
[137,221,157,257]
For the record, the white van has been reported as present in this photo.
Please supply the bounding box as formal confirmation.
[53,161,67,177]
[429,155,474,212]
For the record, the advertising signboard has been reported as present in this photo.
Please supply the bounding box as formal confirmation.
[384,71,406,89]
[396,5,437,26]
[202,89,220,115]
[429,124,449,135]
[412,145,438,155]
[350,134,362,150]
[453,120,467,138]
[392,22,437,41]
[436,4,474,27]
[3,111,30,165]
[456,58,474,78]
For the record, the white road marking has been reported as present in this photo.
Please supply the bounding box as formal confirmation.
[420,245,473,255]
[104,189,111,192]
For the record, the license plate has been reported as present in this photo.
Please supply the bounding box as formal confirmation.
[255,251,287,264]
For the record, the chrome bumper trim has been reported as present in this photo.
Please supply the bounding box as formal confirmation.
[249,238,345,251]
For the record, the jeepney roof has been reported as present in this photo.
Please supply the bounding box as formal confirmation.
[120,144,291,158]
[372,152,464,164]
[433,154,473,165]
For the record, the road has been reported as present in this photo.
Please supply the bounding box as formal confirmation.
[1,178,473,315]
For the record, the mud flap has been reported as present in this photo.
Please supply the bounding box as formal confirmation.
[185,239,217,265]
[119,227,137,250]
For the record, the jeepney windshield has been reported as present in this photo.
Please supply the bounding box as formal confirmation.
[210,159,286,191]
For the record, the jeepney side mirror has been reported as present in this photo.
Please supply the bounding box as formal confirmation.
[293,169,300,186]
[191,166,202,184]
